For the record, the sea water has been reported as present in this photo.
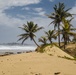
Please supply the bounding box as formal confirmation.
[0,45,37,55]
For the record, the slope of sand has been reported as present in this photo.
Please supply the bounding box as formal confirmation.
[44,45,73,59]
[0,52,76,75]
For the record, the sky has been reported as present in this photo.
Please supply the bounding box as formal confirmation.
[0,0,76,44]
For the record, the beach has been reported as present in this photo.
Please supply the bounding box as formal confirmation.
[0,51,76,75]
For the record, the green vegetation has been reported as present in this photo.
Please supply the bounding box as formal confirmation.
[36,43,57,53]
[35,44,52,53]
[47,2,73,47]
[45,30,57,44]
[60,18,76,49]
[18,2,76,57]
[39,36,47,45]
[18,21,43,47]
[58,56,76,61]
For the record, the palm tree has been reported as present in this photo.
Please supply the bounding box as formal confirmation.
[45,30,57,44]
[72,35,76,43]
[18,21,43,47]
[72,35,76,49]
[47,2,72,47]
[61,18,76,49]
[39,36,47,45]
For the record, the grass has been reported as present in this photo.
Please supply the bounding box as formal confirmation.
[36,43,63,53]
[58,56,76,61]
[36,43,55,53]
[48,54,53,56]
[36,43,76,60]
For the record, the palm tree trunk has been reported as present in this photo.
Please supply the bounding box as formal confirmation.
[65,35,67,45]
[32,38,40,47]
[64,35,67,49]
[49,39,52,44]
[58,23,60,47]
[64,36,66,49]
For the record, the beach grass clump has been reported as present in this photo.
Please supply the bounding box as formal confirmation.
[35,44,54,53]
[58,56,76,60]
[35,46,45,53]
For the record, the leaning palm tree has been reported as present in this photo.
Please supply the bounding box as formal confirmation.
[18,21,43,47]
[47,2,72,47]
[39,36,47,45]
[45,30,57,44]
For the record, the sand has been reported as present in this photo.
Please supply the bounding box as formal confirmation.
[44,45,73,59]
[0,52,76,75]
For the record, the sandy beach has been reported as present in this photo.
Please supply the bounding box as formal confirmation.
[0,51,76,75]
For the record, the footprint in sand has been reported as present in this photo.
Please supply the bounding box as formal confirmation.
[7,59,9,61]
[2,71,5,75]
[1,61,3,62]
[35,73,42,75]
[20,59,22,61]
[54,72,61,75]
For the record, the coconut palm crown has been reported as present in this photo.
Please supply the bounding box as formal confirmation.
[18,21,43,47]
[39,36,47,45]
[61,18,76,49]
[47,2,72,47]
[45,30,57,43]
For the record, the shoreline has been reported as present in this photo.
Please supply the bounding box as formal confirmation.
[0,45,37,56]
[0,49,35,56]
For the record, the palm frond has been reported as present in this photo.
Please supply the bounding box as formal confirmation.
[65,8,71,12]
[68,32,76,36]
[21,36,29,44]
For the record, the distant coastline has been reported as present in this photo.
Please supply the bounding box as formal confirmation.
[0,42,36,46]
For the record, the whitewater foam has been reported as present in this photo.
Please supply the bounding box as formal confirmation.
[0,45,37,55]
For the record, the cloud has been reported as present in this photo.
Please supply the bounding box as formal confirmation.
[34,8,43,12]
[0,0,41,27]
[0,12,25,27]
[69,7,76,14]
[0,0,41,10]
[38,11,46,16]
[33,7,46,16]
[69,4,76,27]
[22,7,30,10]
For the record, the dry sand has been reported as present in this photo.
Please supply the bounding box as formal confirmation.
[44,45,73,59]
[0,52,76,75]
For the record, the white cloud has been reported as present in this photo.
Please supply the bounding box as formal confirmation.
[69,7,76,14]
[16,14,26,19]
[69,4,76,27]
[0,0,41,10]
[0,12,25,27]
[33,8,46,16]
[34,8,43,12]
[38,11,46,16]
[0,0,41,27]
[22,7,30,10]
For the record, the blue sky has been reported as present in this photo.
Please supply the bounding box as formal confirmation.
[0,0,76,44]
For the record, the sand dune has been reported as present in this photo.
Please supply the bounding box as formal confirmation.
[0,52,76,75]
[44,45,73,59]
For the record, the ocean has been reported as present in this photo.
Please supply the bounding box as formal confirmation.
[0,45,37,55]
